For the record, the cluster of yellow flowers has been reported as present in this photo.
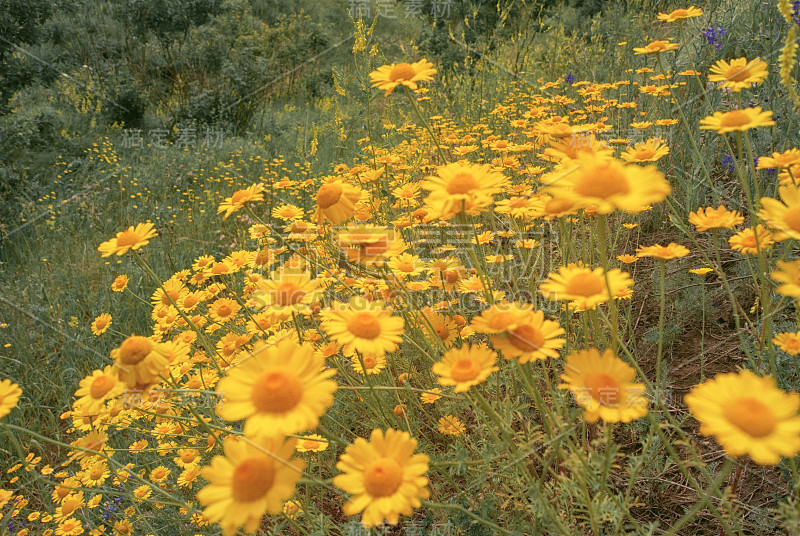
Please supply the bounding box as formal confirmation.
[3,5,800,534]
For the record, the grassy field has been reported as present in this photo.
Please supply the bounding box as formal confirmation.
[2,0,800,535]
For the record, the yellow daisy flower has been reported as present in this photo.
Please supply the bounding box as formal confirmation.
[635,242,690,260]
[633,40,680,54]
[688,205,744,231]
[0,380,22,420]
[350,354,387,375]
[772,260,800,298]
[685,370,800,465]
[314,180,362,225]
[111,335,173,389]
[320,299,404,357]
[559,348,648,423]
[432,344,499,393]
[543,154,671,214]
[217,184,265,220]
[296,434,329,453]
[97,222,158,257]
[758,184,800,240]
[728,225,773,255]
[709,57,769,92]
[620,138,670,162]
[774,332,800,356]
[656,6,703,22]
[334,428,429,528]
[539,264,633,309]
[111,275,128,292]
[215,339,336,437]
[369,59,436,96]
[490,310,566,363]
[699,107,775,134]
[90,314,112,336]
[197,436,305,536]
[421,162,509,220]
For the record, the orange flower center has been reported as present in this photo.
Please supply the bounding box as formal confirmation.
[389,63,416,82]
[251,369,303,413]
[435,324,450,340]
[508,324,545,352]
[230,190,249,204]
[347,312,382,339]
[575,165,630,199]
[180,451,196,463]
[317,183,344,209]
[783,206,800,232]
[215,304,232,318]
[584,373,620,406]
[90,467,105,480]
[232,457,275,502]
[118,336,153,365]
[719,110,751,128]
[723,398,776,438]
[634,147,655,159]
[116,230,142,248]
[90,376,116,399]
[446,172,479,194]
[363,457,403,497]
[725,65,752,82]
[397,260,415,272]
[302,439,320,450]
[276,282,304,306]
[451,357,480,382]
[565,272,606,297]
[362,355,378,369]
[61,498,79,515]
[740,235,757,248]
[672,9,688,17]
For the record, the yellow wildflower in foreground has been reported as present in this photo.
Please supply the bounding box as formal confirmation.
[699,107,775,134]
[432,344,499,393]
[215,339,336,437]
[334,428,430,528]
[320,299,404,357]
[217,184,265,220]
[98,222,157,257]
[559,348,648,423]
[0,379,23,419]
[708,57,769,92]
[197,436,305,536]
[539,264,633,309]
[635,242,690,260]
[369,59,436,96]
[657,6,703,22]
[688,205,744,232]
[685,370,800,465]
[543,154,671,214]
